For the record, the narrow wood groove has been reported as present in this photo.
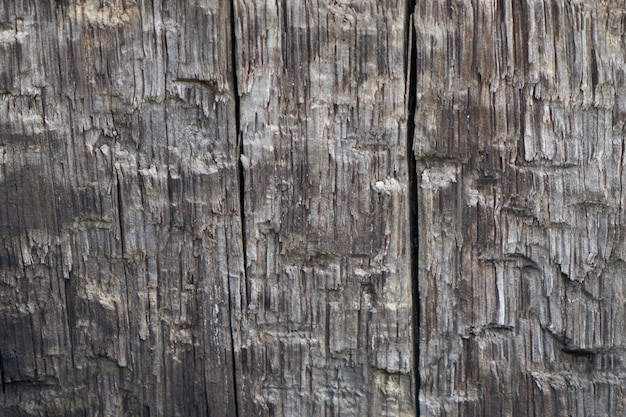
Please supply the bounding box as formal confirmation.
[115,171,125,259]
[64,279,76,369]
[230,1,243,415]
[405,1,419,415]
[0,350,5,393]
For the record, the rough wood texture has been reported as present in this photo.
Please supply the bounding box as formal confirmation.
[0,1,241,415]
[5,0,625,415]
[1,1,415,416]
[234,1,414,415]
[413,0,626,415]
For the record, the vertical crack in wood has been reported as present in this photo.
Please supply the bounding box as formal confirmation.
[115,171,125,259]
[230,0,243,415]
[0,350,5,393]
[405,1,419,415]
[64,278,76,369]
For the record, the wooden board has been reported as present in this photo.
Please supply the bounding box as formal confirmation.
[0,0,416,415]
[3,0,625,415]
[0,1,241,415]
[234,1,414,415]
[413,1,626,415]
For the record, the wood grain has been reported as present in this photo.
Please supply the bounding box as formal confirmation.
[3,0,625,415]
[234,1,414,415]
[413,1,626,415]
[0,1,240,415]
[0,0,416,415]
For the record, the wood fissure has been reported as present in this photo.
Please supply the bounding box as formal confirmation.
[405,1,419,415]
[115,170,125,259]
[0,350,5,393]
[230,0,243,415]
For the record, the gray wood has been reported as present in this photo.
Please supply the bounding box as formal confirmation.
[413,0,626,415]
[1,0,416,416]
[234,0,414,415]
[0,1,240,415]
[4,0,625,416]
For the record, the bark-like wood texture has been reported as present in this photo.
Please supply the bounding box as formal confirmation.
[414,0,626,416]
[0,1,414,416]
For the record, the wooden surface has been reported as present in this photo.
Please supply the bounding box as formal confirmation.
[2,0,626,416]
[234,1,413,415]
[0,1,414,416]
[413,0,626,415]
[0,1,241,415]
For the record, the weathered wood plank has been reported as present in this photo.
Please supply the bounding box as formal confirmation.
[0,1,241,415]
[413,1,626,415]
[234,1,415,415]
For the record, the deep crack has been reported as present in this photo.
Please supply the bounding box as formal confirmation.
[230,0,243,415]
[406,0,420,415]
[115,171,126,259]
[0,350,5,393]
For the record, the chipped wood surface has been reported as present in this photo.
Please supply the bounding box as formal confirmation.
[413,1,626,415]
[0,1,241,415]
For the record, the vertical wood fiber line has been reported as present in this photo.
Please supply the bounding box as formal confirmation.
[63,278,76,369]
[405,1,419,414]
